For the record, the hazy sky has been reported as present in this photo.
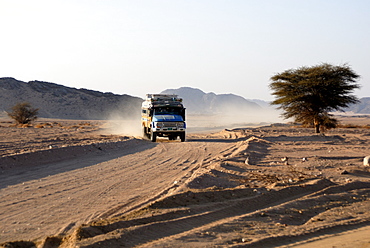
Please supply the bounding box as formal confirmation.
[1,0,369,100]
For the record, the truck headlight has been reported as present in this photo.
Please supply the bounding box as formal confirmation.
[156,122,163,128]
[177,122,184,128]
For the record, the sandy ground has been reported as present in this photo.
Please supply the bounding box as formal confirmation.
[0,116,370,247]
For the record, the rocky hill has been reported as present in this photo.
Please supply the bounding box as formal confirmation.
[1,78,368,121]
[0,79,266,121]
[0,78,142,120]
[161,87,261,115]
[344,97,370,114]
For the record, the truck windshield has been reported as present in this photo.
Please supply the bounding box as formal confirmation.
[154,107,182,115]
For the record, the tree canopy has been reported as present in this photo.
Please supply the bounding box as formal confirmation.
[269,63,360,133]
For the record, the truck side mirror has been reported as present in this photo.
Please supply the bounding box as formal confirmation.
[181,109,186,121]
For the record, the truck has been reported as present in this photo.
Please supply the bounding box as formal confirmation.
[141,94,186,142]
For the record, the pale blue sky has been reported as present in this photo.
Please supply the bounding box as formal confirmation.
[1,0,369,100]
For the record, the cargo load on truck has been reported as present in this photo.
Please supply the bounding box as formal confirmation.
[141,94,186,142]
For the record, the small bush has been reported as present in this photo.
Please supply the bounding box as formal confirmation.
[7,102,38,124]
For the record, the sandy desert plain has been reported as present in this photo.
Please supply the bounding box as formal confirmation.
[0,114,370,248]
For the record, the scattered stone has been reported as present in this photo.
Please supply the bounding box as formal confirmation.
[281,157,289,165]
[340,170,349,175]
[312,218,324,222]
[259,211,268,217]
[245,157,250,165]
[364,156,370,166]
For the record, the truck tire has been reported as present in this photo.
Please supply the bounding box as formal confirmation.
[180,132,185,142]
[150,131,157,142]
[142,127,148,139]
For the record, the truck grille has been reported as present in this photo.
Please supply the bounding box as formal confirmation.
[163,122,177,127]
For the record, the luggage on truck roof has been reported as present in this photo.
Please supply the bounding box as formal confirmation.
[145,94,182,102]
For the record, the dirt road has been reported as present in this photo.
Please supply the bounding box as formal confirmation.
[1,121,370,247]
[0,136,235,244]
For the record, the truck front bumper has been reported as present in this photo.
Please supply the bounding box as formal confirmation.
[154,128,185,132]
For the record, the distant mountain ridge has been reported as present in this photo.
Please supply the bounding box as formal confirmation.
[1,78,369,120]
[161,87,261,114]
[0,77,142,119]
[344,97,370,114]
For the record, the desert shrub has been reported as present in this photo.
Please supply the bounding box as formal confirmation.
[34,124,45,128]
[337,124,370,129]
[63,125,80,129]
[79,122,92,126]
[7,102,39,124]
[53,122,62,127]
[35,122,56,128]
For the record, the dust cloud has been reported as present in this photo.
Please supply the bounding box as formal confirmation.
[104,110,142,137]
[103,104,285,136]
[187,107,285,133]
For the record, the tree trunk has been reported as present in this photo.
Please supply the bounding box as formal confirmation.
[314,117,320,133]
[315,124,320,133]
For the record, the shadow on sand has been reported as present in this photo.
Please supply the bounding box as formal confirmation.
[0,139,157,189]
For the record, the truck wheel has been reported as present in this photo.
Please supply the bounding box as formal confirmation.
[180,133,185,142]
[142,127,148,139]
[150,131,157,142]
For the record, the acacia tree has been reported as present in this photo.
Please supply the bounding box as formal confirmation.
[7,102,39,124]
[269,63,360,133]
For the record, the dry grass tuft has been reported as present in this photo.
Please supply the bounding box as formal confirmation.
[19,124,31,128]
[34,124,45,128]
[62,125,80,129]
[79,122,92,126]
[337,124,370,129]
[34,123,54,128]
